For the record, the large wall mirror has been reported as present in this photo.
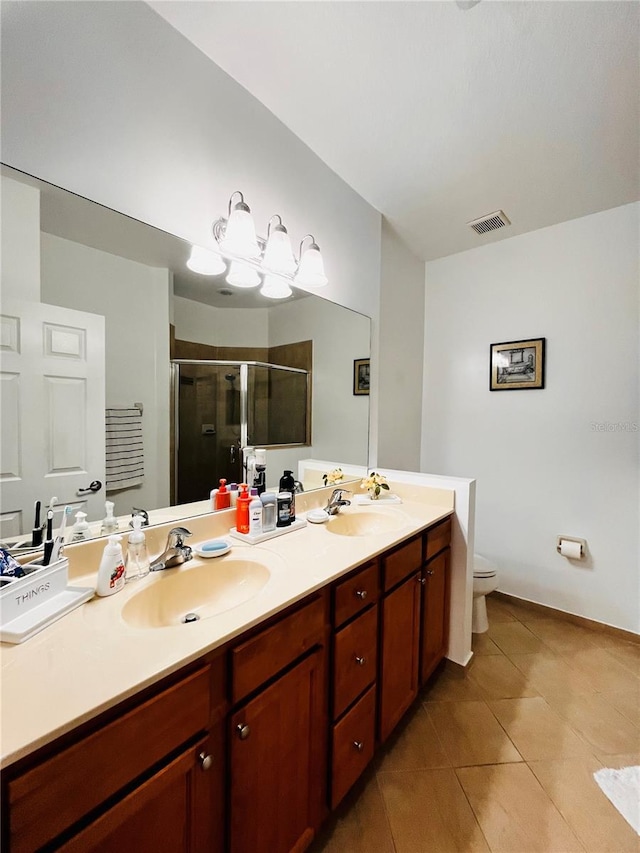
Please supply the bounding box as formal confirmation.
[0,165,371,543]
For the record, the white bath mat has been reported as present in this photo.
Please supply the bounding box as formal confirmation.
[593,765,640,835]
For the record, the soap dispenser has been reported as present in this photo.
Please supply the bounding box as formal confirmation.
[96,535,126,596]
[100,500,119,536]
[70,510,91,542]
[236,484,251,535]
[124,515,150,581]
[215,478,231,510]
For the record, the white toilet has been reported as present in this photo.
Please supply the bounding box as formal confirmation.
[472,554,499,633]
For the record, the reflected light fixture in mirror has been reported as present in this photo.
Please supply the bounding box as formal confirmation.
[186,245,226,275]
[260,275,292,300]
[226,260,261,288]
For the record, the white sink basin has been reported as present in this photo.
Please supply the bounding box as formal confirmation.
[121,559,271,628]
[325,510,407,537]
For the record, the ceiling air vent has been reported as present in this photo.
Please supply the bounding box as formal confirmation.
[468,210,511,235]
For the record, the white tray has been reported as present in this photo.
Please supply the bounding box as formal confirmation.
[0,586,94,643]
[228,516,307,545]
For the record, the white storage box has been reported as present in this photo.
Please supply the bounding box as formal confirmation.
[0,557,94,643]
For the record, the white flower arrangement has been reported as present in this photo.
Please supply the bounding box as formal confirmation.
[361,471,390,499]
[323,467,344,486]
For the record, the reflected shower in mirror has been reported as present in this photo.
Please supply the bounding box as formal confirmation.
[0,165,371,543]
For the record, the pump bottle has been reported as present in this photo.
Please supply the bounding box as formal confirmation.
[125,515,150,581]
[236,484,251,535]
[215,479,231,510]
[96,535,126,596]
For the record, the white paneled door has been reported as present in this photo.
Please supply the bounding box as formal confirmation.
[0,299,105,540]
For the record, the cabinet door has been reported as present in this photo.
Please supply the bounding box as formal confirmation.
[378,571,421,743]
[420,548,450,685]
[229,649,326,853]
[57,736,217,853]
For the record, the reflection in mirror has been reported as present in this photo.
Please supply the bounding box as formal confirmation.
[0,165,371,544]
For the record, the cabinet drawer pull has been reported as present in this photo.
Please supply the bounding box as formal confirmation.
[354,655,366,666]
[417,576,426,585]
[198,752,213,771]
[236,723,251,741]
[353,741,364,752]
[426,569,434,577]
[354,589,368,600]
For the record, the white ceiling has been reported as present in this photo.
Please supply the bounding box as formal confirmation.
[150,1,640,261]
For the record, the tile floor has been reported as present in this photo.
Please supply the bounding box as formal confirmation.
[310,594,640,853]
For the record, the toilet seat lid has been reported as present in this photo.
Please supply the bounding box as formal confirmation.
[473,554,497,579]
[474,569,497,579]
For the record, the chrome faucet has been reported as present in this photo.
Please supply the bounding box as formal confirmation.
[324,489,351,516]
[150,527,193,571]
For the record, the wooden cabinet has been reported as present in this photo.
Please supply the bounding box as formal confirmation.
[378,569,422,742]
[6,665,222,853]
[420,547,451,685]
[228,594,328,853]
[56,735,216,853]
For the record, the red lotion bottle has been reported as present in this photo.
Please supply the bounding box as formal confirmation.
[236,484,251,534]
[215,478,231,510]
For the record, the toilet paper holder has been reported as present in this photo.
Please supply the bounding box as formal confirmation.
[556,536,587,559]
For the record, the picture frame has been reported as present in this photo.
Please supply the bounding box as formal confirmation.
[353,358,370,396]
[490,338,546,391]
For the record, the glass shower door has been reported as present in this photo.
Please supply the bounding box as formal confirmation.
[174,363,242,505]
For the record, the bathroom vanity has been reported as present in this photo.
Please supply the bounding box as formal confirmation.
[0,487,455,853]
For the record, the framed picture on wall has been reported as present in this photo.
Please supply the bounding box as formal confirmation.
[490,338,546,391]
[353,358,370,396]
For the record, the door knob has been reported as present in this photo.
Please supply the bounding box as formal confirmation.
[355,655,366,666]
[198,752,213,771]
[76,479,102,496]
[354,589,368,600]
[353,741,364,752]
[236,723,251,740]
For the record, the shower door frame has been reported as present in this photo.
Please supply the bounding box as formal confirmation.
[170,359,310,503]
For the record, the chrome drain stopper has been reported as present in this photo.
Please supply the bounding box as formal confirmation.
[182,612,200,623]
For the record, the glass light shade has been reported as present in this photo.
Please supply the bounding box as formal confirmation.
[219,207,261,258]
[294,244,328,287]
[186,245,226,276]
[261,226,296,275]
[260,275,292,300]
[226,261,261,288]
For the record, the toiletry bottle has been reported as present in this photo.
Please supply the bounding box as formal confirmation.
[215,478,231,510]
[249,490,263,536]
[70,510,91,542]
[276,491,292,527]
[260,492,277,532]
[96,535,126,596]
[124,515,150,581]
[210,487,218,510]
[229,483,238,507]
[279,470,296,523]
[236,484,251,535]
[100,500,119,535]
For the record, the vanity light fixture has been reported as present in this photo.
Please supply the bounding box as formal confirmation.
[295,235,328,288]
[226,260,261,289]
[218,191,261,258]
[260,275,292,300]
[186,245,226,276]
[210,191,328,300]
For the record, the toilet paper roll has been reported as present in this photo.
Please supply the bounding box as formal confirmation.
[559,539,582,559]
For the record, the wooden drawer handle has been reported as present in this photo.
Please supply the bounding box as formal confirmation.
[353,741,364,752]
[354,589,368,600]
[354,655,366,666]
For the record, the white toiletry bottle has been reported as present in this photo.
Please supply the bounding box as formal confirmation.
[125,515,150,581]
[96,535,126,596]
[100,500,119,535]
[249,489,263,536]
[70,510,91,542]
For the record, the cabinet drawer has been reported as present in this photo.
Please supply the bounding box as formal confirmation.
[333,604,378,719]
[334,560,379,627]
[231,595,325,703]
[426,517,452,561]
[8,666,211,853]
[383,536,423,591]
[331,685,376,808]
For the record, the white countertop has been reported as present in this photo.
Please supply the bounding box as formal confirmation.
[1,484,453,768]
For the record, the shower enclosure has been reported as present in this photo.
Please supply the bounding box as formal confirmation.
[171,360,309,505]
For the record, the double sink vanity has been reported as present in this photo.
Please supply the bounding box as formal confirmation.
[1,482,455,853]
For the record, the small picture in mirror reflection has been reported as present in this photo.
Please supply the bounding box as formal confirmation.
[353,358,370,396]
